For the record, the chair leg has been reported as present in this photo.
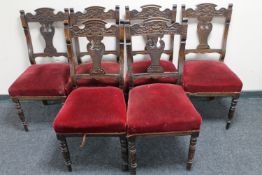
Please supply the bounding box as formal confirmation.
[120,136,128,171]
[128,137,137,175]
[226,96,239,129]
[187,134,198,170]
[12,98,28,131]
[57,135,72,172]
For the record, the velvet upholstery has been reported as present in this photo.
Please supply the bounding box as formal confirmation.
[75,62,120,87]
[182,60,243,93]
[53,87,126,134]
[126,60,177,87]
[9,63,71,97]
[127,83,202,136]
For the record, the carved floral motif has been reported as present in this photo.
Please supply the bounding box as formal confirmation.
[73,6,116,24]
[129,5,172,20]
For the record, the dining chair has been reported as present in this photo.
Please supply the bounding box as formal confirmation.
[8,8,70,131]
[125,17,202,175]
[181,3,242,129]
[53,18,128,171]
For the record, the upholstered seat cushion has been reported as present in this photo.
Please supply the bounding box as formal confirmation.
[9,63,71,97]
[127,83,202,136]
[53,87,126,134]
[76,62,120,87]
[182,60,243,93]
[126,60,177,87]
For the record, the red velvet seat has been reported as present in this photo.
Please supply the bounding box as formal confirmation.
[126,60,177,87]
[182,60,243,93]
[9,63,71,97]
[127,83,202,136]
[53,87,126,134]
[75,62,120,87]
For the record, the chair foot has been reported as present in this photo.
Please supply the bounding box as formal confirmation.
[128,137,137,175]
[57,135,72,172]
[187,134,198,170]
[12,98,28,131]
[226,121,231,130]
[42,100,48,105]
[226,96,239,130]
[208,97,215,101]
[120,136,129,171]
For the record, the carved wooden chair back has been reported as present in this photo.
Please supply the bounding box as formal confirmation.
[69,6,120,64]
[125,17,188,89]
[181,3,233,62]
[65,19,124,88]
[125,5,177,62]
[20,8,69,64]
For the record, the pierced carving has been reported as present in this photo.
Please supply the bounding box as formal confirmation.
[129,5,173,20]
[146,35,165,73]
[70,20,118,75]
[184,3,229,49]
[130,18,187,73]
[72,6,116,24]
[40,23,57,53]
[71,20,118,37]
[25,8,67,54]
[187,136,197,170]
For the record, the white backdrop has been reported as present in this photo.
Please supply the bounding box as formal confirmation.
[0,0,262,94]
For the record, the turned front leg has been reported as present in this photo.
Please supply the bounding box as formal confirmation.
[226,96,239,129]
[128,137,137,175]
[187,134,198,170]
[12,98,28,131]
[57,135,72,172]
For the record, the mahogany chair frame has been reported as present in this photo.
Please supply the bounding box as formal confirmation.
[69,6,120,64]
[181,3,239,129]
[125,18,200,175]
[56,18,127,171]
[125,4,177,62]
[11,8,69,131]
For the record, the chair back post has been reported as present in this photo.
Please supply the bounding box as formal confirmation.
[68,8,82,65]
[64,19,77,87]
[169,4,177,62]
[182,3,233,61]
[177,19,188,84]
[115,5,120,25]
[220,4,233,62]
[124,20,134,89]
[119,20,126,89]
[20,10,35,64]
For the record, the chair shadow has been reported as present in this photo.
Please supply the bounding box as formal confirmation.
[190,97,230,121]
[135,136,190,170]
